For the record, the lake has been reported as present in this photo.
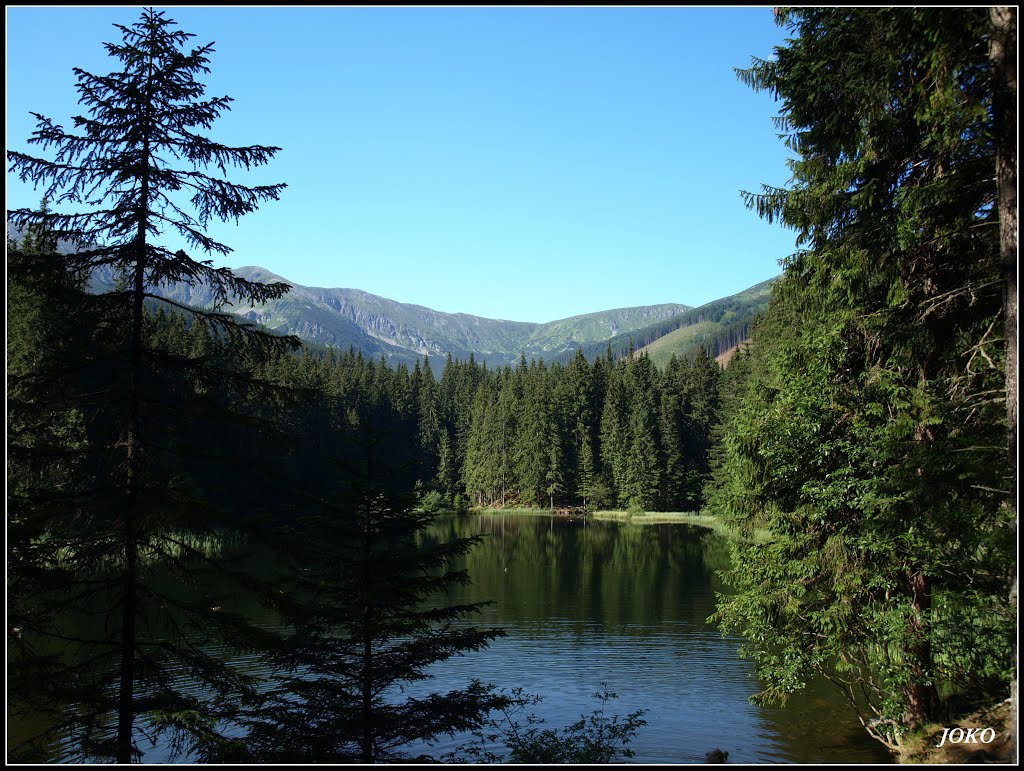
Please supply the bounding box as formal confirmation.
[8,512,893,764]
[412,512,893,764]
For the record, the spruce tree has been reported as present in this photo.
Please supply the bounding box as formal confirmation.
[412,357,442,490]
[462,370,515,509]
[658,355,688,511]
[514,360,554,506]
[562,349,596,507]
[221,383,507,762]
[7,9,298,762]
[679,346,721,509]
[599,359,629,507]
[622,352,662,511]
[223,490,506,763]
[712,7,1014,746]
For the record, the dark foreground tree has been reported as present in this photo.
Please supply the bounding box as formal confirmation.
[218,408,507,762]
[8,9,297,762]
[7,208,96,672]
[219,493,506,762]
[710,6,1015,752]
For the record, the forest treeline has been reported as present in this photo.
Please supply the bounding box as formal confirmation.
[138,311,726,517]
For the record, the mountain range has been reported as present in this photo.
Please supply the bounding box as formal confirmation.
[89,264,773,371]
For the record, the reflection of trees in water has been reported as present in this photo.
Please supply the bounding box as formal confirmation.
[420,516,729,631]
[418,514,893,764]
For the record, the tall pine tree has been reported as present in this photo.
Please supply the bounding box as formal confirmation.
[711,7,1014,748]
[8,9,298,762]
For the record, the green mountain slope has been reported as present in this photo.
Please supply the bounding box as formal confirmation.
[97,265,691,368]
[85,262,773,369]
[639,320,722,368]
[635,278,777,366]
[558,277,776,367]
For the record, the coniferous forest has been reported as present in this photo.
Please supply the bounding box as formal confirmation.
[7,6,1017,765]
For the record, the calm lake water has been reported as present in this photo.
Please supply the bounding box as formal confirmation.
[413,513,892,764]
[9,513,893,764]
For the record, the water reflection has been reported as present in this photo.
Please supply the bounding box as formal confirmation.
[9,513,893,764]
[418,513,892,764]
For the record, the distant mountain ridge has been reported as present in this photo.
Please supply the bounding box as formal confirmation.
[88,264,700,368]
[12,224,760,367]
[12,224,777,370]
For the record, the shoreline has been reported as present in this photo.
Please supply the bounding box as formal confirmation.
[464,507,741,537]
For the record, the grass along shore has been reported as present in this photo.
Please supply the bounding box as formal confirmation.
[469,507,748,539]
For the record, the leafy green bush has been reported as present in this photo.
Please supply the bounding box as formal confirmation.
[627,500,646,518]
[418,489,446,513]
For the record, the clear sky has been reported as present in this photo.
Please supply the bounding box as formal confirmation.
[6,5,798,323]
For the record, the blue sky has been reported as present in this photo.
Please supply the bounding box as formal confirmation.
[6,6,797,323]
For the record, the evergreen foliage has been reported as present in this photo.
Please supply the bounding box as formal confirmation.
[450,686,648,764]
[708,7,1015,749]
[451,346,722,512]
[214,490,506,763]
[7,9,300,761]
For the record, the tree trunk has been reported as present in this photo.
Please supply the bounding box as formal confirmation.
[116,524,139,763]
[117,101,152,757]
[361,621,373,762]
[116,249,146,763]
[905,570,940,726]
[361,500,374,763]
[989,5,1017,502]
[989,6,1017,758]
